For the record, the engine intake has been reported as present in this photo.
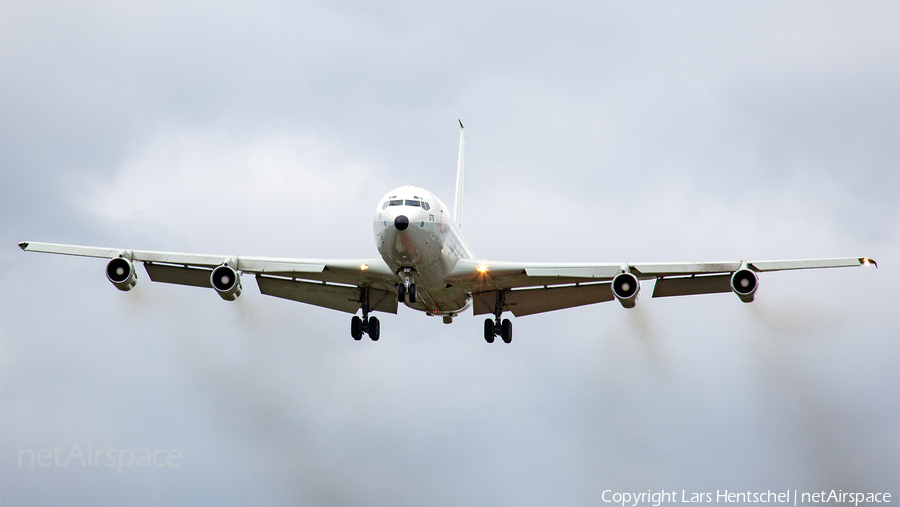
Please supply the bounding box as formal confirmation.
[211,265,242,301]
[612,272,640,308]
[730,269,758,303]
[106,258,137,291]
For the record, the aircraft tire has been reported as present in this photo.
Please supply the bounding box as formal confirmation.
[368,316,380,341]
[484,319,495,343]
[408,283,417,304]
[397,283,406,303]
[500,319,512,344]
[351,316,363,340]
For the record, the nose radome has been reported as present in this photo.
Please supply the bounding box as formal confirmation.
[394,215,409,231]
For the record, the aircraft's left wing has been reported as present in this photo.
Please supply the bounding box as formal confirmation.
[449,257,875,317]
[18,241,400,314]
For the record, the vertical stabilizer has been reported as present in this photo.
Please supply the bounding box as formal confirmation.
[454,120,465,228]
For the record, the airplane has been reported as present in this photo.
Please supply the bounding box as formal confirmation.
[18,121,876,343]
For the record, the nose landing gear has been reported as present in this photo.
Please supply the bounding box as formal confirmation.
[397,268,417,304]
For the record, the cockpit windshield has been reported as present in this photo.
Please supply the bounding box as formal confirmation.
[382,199,430,211]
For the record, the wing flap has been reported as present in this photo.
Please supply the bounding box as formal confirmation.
[471,291,494,315]
[256,275,398,315]
[144,263,213,288]
[652,274,732,298]
[473,283,614,317]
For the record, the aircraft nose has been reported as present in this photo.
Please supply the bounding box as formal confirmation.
[394,215,409,231]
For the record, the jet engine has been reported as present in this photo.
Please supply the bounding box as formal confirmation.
[730,269,758,303]
[106,258,137,291]
[211,265,242,301]
[612,272,640,308]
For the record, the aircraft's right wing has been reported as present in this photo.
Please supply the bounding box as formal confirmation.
[18,241,401,314]
[448,257,876,317]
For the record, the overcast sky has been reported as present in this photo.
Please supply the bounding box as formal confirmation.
[2,1,898,505]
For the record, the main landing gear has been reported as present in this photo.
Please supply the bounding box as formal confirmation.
[351,287,380,341]
[351,314,380,341]
[484,316,512,343]
[397,268,416,304]
[484,291,512,343]
[484,290,512,343]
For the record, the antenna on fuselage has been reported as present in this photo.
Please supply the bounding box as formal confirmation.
[454,119,465,229]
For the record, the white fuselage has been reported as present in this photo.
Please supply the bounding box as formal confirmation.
[374,186,475,316]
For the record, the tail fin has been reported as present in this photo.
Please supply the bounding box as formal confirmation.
[454,119,465,228]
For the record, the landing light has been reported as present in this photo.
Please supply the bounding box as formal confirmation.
[360,264,369,271]
[476,265,488,273]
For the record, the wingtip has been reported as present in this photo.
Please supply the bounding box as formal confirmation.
[861,257,877,268]
[458,119,465,129]
[18,241,28,251]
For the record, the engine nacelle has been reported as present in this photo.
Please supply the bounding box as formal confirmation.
[211,265,242,301]
[611,272,640,308]
[730,269,758,303]
[106,258,137,291]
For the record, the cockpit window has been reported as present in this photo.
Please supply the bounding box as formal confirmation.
[383,199,429,210]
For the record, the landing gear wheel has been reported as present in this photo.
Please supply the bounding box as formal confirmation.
[500,319,512,343]
[484,318,495,343]
[408,283,417,304]
[397,283,406,303]
[351,316,362,340]
[368,316,380,341]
